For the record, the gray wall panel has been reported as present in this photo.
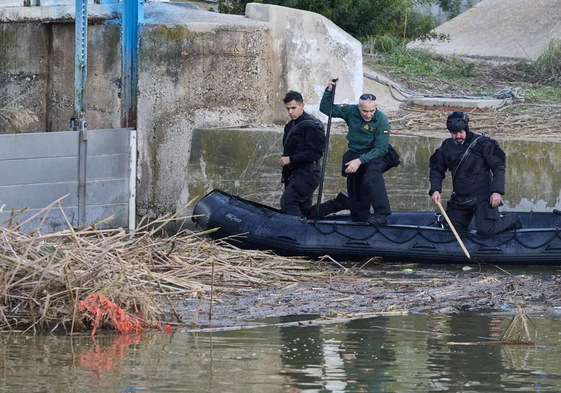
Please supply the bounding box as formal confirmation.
[0,129,133,233]
[0,207,78,233]
[86,179,129,204]
[0,180,129,210]
[87,154,130,179]
[0,203,129,232]
[0,132,79,160]
[0,157,79,186]
[88,129,131,156]
[0,157,78,186]
[0,182,78,208]
[85,204,129,228]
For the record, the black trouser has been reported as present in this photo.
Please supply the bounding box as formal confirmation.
[308,190,350,219]
[281,165,320,217]
[446,197,521,235]
[343,150,391,222]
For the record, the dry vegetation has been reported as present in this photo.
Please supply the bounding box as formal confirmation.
[390,104,561,138]
[365,52,561,138]
[0,96,39,132]
[3,199,560,335]
[0,199,336,334]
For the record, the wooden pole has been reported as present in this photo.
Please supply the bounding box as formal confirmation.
[315,80,337,217]
[436,201,471,260]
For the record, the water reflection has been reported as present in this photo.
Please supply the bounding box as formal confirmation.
[1,313,560,392]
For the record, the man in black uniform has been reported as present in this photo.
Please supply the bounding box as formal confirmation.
[279,91,326,217]
[429,111,522,235]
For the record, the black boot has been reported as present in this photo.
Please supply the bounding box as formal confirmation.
[367,214,388,227]
[308,191,350,219]
[512,215,523,230]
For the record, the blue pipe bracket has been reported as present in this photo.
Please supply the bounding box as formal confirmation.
[121,0,144,128]
[74,0,88,127]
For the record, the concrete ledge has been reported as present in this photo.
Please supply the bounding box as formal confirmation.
[411,97,506,109]
[0,4,121,22]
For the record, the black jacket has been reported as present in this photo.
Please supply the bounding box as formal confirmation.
[282,112,325,181]
[429,131,506,198]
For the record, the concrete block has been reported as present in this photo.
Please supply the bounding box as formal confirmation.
[0,4,121,22]
[408,0,561,61]
[245,3,363,122]
[187,129,561,213]
[136,3,274,216]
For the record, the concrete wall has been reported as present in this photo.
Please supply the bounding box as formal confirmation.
[0,4,121,22]
[136,3,274,217]
[245,3,363,120]
[0,21,121,133]
[187,129,561,213]
[409,0,561,61]
[0,2,365,220]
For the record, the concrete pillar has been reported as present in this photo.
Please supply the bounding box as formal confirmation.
[245,3,363,122]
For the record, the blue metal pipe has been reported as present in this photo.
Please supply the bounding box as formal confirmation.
[121,0,143,128]
[74,0,88,126]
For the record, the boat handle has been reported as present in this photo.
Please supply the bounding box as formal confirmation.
[410,242,436,250]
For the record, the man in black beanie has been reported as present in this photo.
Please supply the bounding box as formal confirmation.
[429,111,522,235]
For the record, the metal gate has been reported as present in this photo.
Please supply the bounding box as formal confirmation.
[0,128,136,233]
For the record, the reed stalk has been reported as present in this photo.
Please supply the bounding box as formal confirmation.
[0,202,334,333]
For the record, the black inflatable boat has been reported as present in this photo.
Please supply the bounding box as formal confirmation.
[193,189,561,265]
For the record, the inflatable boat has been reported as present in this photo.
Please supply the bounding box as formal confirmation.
[192,189,561,265]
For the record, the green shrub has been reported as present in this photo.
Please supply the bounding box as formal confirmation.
[535,39,561,76]
[363,35,402,54]
[218,0,440,42]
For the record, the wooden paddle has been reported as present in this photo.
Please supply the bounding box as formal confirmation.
[436,201,471,260]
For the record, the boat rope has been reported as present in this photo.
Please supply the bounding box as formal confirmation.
[313,222,460,245]
[312,221,561,250]
[511,231,560,249]
[313,222,379,241]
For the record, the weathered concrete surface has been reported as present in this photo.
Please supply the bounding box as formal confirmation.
[1,2,365,220]
[0,22,122,133]
[0,4,121,22]
[245,3,363,121]
[135,3,275,217]
[408,0,561,61]
[411,97,505,109]
[187,129,561,213]
[136,3,367,217]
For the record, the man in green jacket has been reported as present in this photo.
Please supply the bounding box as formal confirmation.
[316,78,397,226]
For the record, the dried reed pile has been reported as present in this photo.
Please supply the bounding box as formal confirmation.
[0,97,39,132]
[391,104,561,137]
[0,200,333,334]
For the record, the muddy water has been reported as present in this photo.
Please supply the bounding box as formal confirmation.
[187,129,561,212]
[2,313,561,392]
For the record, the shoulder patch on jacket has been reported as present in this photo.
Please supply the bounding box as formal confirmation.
[383,129,389,134]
